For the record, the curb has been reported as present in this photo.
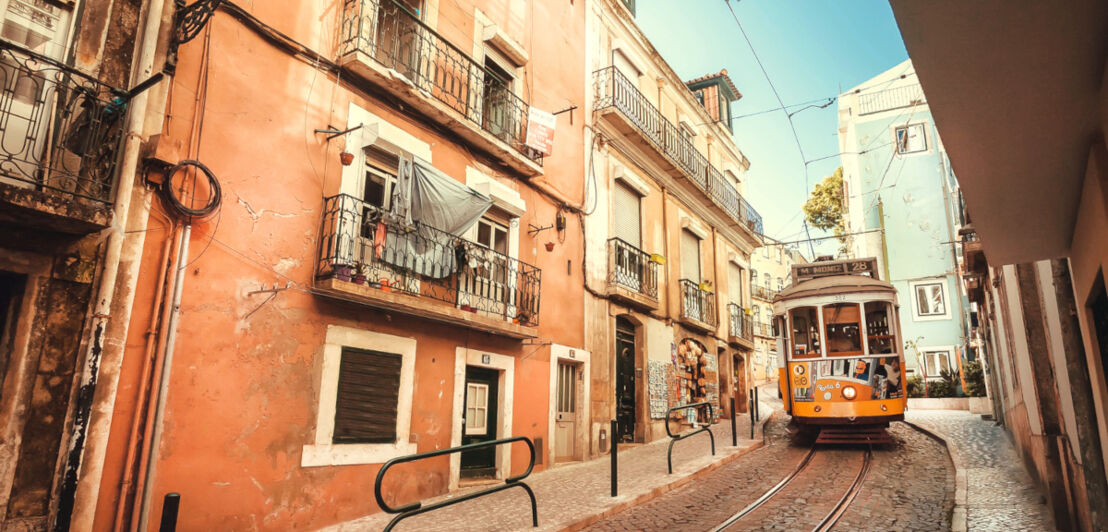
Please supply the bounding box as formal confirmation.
[901,419,968,532]
[558,404,777,532]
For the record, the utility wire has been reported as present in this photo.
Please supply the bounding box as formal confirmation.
[759,229,883,248]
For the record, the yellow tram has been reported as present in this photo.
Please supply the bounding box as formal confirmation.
[773,258,906,440]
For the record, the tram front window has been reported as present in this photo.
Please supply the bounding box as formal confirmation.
[789,307,822,359]
[824,303,863,357]
[865,302,895,354]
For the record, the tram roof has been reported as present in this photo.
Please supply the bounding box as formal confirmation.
[774,274,896,302]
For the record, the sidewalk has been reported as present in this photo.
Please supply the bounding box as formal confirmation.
[320,401,774,532]
[905,410,1056,532]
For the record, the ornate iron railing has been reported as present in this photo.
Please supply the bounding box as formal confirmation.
[727,303,752,341]
[0,41,126,203]
[753,320,773,337]
[679,279,717,328]
[607,237,658,300]
[339,0,541,165]
[317,194,542,326]
[751,284,776,301]
[593,66,763,235]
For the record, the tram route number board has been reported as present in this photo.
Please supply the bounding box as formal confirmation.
[793,258,879,282]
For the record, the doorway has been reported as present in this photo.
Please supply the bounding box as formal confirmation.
[461,365,499,479]
[733,353,748,413]
[615,317,636,443]
[554,361,579,461]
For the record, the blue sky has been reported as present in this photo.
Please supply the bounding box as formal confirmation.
[635,0,908,256]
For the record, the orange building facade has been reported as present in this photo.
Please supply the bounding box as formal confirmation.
[64,0,589,529]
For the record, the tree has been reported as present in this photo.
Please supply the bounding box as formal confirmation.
[803,167,847,252]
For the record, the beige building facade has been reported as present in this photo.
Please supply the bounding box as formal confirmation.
[583,0,763,450]
[750,243,806,383]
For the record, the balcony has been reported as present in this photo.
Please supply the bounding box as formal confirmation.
[753,320,773,338]
[751,284,776,301]
[339,0,543,177]
[593,66,764,235]
[678,279,717,332]
[0,42,123,234]
[727,303,753,348]
[314,194,541,339]
[606,237,659,309]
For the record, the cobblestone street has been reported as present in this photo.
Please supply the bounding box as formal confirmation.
[586,389,955,532]
[906,410,1057,532]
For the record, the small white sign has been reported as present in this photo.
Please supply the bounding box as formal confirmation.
[525,107,556,156]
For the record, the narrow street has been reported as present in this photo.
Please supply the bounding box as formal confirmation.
[586,385,956,531]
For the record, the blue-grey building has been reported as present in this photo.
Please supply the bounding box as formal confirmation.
[837,60,971,383]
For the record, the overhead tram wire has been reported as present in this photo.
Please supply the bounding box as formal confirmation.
[759,228,883,249]
[723,0,817,257]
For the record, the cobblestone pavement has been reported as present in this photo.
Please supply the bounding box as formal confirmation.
[586,399,955,532]
[323,400,769,532]
[906,410,1057,532]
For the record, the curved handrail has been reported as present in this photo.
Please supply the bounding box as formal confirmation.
[665,402,716,474]
[373,436,537,531]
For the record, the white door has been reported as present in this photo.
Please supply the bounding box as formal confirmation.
[555,361,578,461]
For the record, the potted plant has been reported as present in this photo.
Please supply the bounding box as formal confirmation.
[353,262,368,285]
[334,264,354,282]
[379,278,391,292]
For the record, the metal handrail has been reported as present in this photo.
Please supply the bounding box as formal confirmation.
[679,279,718,328]
[665,402,715,474]
[374,436,538,531]
[728,303,752,340]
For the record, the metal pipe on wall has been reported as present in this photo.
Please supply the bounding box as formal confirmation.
[137,224,191,532]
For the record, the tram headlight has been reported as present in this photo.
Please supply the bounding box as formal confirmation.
[842,386,857,400]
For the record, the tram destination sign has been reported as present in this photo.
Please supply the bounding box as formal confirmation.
[793,258,880,282]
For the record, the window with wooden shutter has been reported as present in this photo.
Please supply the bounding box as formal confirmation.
[680,229,701,282]
[333,347,403,444]
[613,181,642,247]
[728,262,743,305]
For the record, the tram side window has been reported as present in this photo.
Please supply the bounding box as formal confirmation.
[823,303,863,356]
[790,307,822,358]
[865,302,896,354]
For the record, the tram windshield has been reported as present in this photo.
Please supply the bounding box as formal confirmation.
[824,303,863,357]
[789,306,822,359]
[865,302,896,354]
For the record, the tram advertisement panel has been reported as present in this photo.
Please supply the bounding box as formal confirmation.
[791,357,903,402]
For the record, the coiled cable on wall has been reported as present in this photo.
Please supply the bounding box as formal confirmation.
[159,159,222,220]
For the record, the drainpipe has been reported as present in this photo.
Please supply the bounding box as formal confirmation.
[68,0,169,528]
[660,185,673,321]
[136,224,190,532]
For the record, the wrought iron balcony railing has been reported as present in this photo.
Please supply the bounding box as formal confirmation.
[607,237,658,300]
[0,41,126,204]
[753,320,773,337]
[751,284,776,301]
[727,303,752,341]
[340,0,541,165]
[317,194,542,326]
[679,279,717,328]
[593,66,763,235]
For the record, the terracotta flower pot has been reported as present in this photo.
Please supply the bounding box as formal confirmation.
[545,242,555,252]
[340,151,355,166]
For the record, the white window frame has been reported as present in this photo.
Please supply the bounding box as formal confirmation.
[895,123,928,155]
[910,278,952,321]
[920,346,955,381]
[464,382,489,435]
[302,325,417,467]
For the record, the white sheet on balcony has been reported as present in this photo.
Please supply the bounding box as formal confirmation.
[384,159,493,278]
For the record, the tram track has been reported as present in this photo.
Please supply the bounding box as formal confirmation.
[710,444,874,532]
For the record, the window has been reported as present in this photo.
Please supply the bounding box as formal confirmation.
[612,181,642,247]
[302,326,417,467]
[680,229,701,283]
[865,301,896,354]
[728,262,743,305]
[751,269,758,285]
[363,146,398,210]
[475,215,509,254]
[763,246,769,258]
[912,280,949,319]
[483,55,514,138]
[896,123,927,154]
[333,348,403,443]
[776,248,783,263]
[789,306,822,359]
[763,273,771,291]
[464,383,489,435]
[777,277,784,291]
[823,303,862,357]
[922,348,954,379]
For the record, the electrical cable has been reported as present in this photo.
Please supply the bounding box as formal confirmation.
[161,160,222,218]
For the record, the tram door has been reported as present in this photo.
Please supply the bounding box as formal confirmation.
[615,318,636,443]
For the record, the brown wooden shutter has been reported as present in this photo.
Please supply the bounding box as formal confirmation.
[333,347,403,444]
